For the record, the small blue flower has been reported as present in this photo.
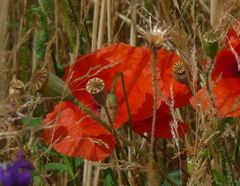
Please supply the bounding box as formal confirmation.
[0,150,34,186]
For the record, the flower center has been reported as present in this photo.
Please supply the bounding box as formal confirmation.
[173,61,185,75]
[86,77,106,106]
[9,79,25,95]
[172,61,188,84]
[30,68,48,92]
[86,77,105,95]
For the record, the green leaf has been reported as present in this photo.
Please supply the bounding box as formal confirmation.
[33,176,43,186]
[22,117,42,126]
[103,169,118,186]
[212,169,226,186]
[74,158,84,167]
[45,163,69,173]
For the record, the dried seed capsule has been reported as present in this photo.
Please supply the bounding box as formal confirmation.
[9,79,24,95]
[86,77,107,106]
[30,68,74,100]
[172,61,188,85]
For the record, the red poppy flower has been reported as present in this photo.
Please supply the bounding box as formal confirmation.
[64,43,190,132]
[191,23,240,117]
[41,101,116,161]
[63,43,155,128]
[42,43,190,160]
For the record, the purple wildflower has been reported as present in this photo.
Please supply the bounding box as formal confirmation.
[0,150,34,186]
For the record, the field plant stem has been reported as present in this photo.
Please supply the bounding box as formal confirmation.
[130,0,137,46]
[233,131,240,162]
[54,0,59,64]
[86,162,93,186]
[210,0,218,28]
[128,4,135,180]
[84,1,101,184]
[74,99,111,131]
[150,47,158,159]
[162,139,167,172]
[93,162,101,186]
[92,0,100,51]
[222,139,236,185]
[107,0,112,43]
[97,0,106,49]
[67,0,84,54]
[111,72,133,133]
[111,72,134,184]
[82,160,88,185]
[59,0,76,50]
[70,158,81,186]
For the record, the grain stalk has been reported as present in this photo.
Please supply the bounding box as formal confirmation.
[210,0,219,28]
[97,0,107,49]
[107,0,112,43]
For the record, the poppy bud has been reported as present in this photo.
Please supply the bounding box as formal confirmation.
[86,77,107,106]
[101,93,118,125]
[173,61,188,85]
[9,79,24,95]
[203,30,218,59]
[29,68,74,100]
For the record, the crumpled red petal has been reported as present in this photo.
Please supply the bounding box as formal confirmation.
[132,103,188,139]
[63,43,157,128]
[41,101,116,161]
[190,78,240,118]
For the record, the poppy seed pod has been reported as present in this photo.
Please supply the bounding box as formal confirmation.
[86,77,107,106]
[172,61,188,85]
[203,30,219,59]
[9,79,24,95]
[30,68,74,100]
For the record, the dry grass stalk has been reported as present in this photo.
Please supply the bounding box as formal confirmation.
[0,0,10,100]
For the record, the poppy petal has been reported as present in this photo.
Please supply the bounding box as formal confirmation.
[157,49,191,108]
[190,78,240,117]
[132,103,188,138]
[41,101,116,161]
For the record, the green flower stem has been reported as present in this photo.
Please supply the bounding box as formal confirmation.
[233,131,240,162]
[111,72,132,138]
[162,139,167,172]
[59,0,76,51]
[70,158,81,186]
[66,0,85,54]
[222,139,236,185]
[64,157,81,186]
[73,99,112,132]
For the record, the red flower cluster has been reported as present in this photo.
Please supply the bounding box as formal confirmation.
[42,43,190,161]
[191,22,240,117]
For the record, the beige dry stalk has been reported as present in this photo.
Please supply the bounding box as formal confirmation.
[0,0,10,100]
